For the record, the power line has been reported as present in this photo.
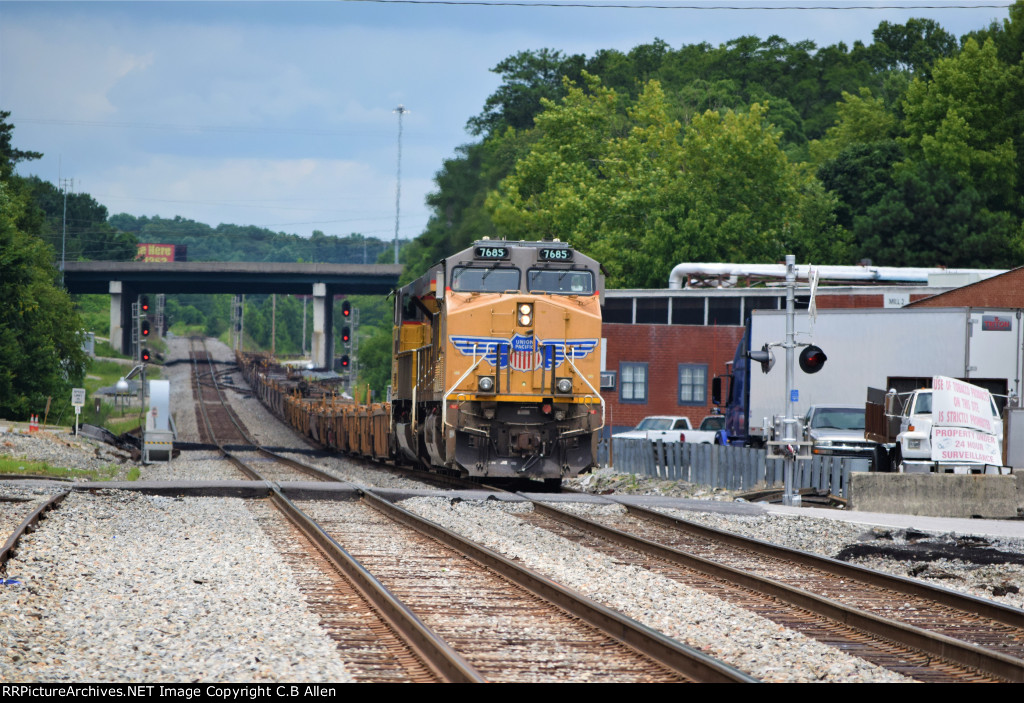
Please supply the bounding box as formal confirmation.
[10,117,413,138]
[344,0,1009,10]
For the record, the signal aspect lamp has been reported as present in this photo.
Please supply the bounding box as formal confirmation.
[799,345,827,374]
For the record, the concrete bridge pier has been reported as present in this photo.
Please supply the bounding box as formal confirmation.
[311,283,335,370]
[108,281,132,355]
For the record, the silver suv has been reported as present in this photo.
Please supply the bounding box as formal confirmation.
[803,405,878,465]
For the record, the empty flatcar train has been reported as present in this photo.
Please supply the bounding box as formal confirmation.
[241,238,606,482]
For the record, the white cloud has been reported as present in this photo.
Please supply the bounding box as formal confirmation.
[86,154,431,239]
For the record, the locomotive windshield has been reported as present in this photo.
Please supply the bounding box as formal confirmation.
[527,269,594,295]
[451,266,520,292]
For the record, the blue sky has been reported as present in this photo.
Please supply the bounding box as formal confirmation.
[0,1,1013,244]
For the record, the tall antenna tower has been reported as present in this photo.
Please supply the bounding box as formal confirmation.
[393,104,408,265]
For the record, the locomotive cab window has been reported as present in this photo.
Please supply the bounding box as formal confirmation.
[526,269,594,295]
[451,266,520,293]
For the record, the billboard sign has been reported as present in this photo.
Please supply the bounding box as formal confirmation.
[137,243,176,262]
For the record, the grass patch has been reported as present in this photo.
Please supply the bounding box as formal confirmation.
[105,414,144,436]
[170,322,206,336]
[0,456,127,481]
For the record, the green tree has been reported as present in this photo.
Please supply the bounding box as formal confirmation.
[24,177,138,262]
[901,38,1022,209]
[809,88,899,163]
[489,77,848,287]
[0,182,87,418]
[854,160,1023,268]
[870,18,959,78]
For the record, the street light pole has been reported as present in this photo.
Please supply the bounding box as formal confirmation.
[393,104,408,265]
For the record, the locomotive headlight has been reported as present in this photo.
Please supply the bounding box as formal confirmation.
[518,303,533,327]
[556,378,573,394]
[478,376,495,393]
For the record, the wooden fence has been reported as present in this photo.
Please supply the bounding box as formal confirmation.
[604,438,870,499]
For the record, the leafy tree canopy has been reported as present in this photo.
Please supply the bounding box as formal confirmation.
[488,76,849,288]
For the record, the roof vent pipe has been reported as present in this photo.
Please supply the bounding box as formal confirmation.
[667,262,1005,289]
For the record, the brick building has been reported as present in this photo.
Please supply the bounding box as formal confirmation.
[600,284,964,435]
[908,265,1024,309]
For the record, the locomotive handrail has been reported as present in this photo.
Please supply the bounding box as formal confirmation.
[442,344,488,432]
[565,354,605,431]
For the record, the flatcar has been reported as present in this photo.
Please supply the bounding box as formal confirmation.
[240,238,606,483]
[391,238,605,482]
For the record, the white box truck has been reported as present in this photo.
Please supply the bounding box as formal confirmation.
[724,307,1018,454]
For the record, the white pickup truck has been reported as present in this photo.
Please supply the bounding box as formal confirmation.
[613,415,724,444]
[867,376,1005,474]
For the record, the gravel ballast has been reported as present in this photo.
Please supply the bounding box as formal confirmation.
[399,496,910,683]
[0,490,353,683]
[2,336,1022,681]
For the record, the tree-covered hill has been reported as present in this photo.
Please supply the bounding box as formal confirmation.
[109,213,392,265]
[402,7,1024,286]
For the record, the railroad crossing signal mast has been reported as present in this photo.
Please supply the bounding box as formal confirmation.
[750,256,827,506]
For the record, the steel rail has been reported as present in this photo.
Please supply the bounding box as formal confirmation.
[0,491,70,569]
[617,501,1024,629]
[192,341,478,681]
[268,488,485,683]
[359,488,758,683]
[191,338,337,483]
[532,500,1024,682]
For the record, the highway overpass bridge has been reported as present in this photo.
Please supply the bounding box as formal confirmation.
[63,261,403,368]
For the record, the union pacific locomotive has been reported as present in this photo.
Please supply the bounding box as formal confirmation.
[392,238,605,482]
[241,238,605,482]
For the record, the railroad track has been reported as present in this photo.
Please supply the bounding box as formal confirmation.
[520,500,1024,682]
[186,341,751,680]
[189,337,337,483]
[293,490,755,682]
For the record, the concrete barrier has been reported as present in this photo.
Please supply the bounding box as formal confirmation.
[849,473,1020,518]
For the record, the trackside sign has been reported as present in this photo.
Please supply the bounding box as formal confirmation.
[929,376,1001,464]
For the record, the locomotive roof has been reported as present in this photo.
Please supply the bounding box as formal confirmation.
[398,239,604,300]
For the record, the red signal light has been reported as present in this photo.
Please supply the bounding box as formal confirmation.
[799,345,827,374]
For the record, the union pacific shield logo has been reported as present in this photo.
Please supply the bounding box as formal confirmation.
[506,334,537,371]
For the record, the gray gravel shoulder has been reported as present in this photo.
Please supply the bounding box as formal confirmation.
[0,490,353,683]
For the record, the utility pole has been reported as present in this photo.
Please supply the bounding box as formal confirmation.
[393,104,408,265]
[59,178,73,285]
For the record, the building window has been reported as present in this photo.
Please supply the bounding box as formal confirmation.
[635,297,669,324]
[620,362,648,404]
[707,297,741,326]
[678,364,707,405]
[671,297,704,325]
[602,297,634,324]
